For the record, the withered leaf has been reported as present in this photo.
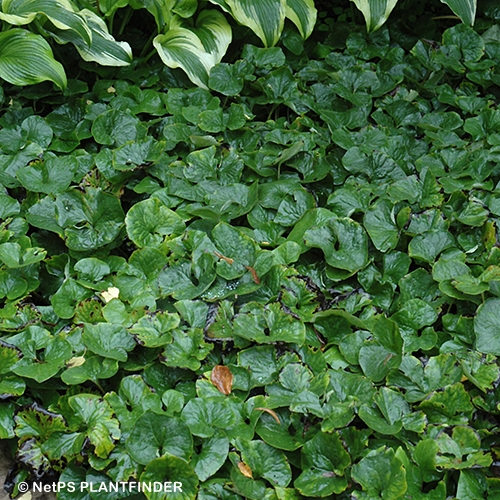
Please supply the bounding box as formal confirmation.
[211,365,233,395]
[255,407,281,424]
[66,356,86,368]
[214,251,234,264]
[237,461,253,478]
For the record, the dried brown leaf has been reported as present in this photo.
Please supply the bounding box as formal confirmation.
[214,251,234,265]
[237,461,253,478]
[255,407,281,424]
[211,365,233,395]
[245,265,261,284]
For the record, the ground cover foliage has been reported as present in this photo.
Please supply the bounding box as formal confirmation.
[3,1,500,499]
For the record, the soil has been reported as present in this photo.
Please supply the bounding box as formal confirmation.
[0,441,13,500]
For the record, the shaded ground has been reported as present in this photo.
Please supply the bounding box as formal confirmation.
[0,442,54,500]
[0,441,13,500]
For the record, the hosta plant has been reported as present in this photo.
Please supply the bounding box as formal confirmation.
[0,0,481,91]
[0,0,132,89]
[351,0,478,32]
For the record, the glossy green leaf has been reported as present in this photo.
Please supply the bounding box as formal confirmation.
[68,394,120,458]
[127,411,193,464]
[61,355,119,385]
[457,470,487,499]
[17,156,74,194]
[193,433,229,481]
[162,328,213,370]
[51,279,91,319]
[304,217,369,273]
[295,432,350,496]
[0,375,25,399]
[129,312,179,348]
[254,408,306,451]
[82,323,136,361]
[359,317,402,382]
[12,336,72,383]
[474,298,500,355]
[92,109,141,146]
[351,447,407,499]
[140,455,199,500]
[126,198,185,248]
[0,242,46,268]
[182,398,235,437]
[364,198,399,252]
[0,403,15,439]
[62,189,125,251]
[234,303,306,344]
[159,259,216,300]
[408,229,455,263]
[236,439,292,487]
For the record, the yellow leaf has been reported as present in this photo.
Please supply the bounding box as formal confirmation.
[101,286,120,303]
[66,356,86,368]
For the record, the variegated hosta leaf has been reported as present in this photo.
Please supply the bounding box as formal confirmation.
[153,11,231,89]
[207,0,231,13]
[225,0,286,48]
[193,9,232,62]
[440,0,476,26]
[0,0,92,45]
[285,0,317,39]
[350,0,398,32]
[48,9,133,66]
[0,29,67,89]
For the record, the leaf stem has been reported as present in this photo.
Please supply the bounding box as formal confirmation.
[143,48,157,63]
[118,7,134,36]
[431,15,460,21]
[140,31,157,58]
[109,12,115,35]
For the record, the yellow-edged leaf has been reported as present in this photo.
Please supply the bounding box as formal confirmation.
[50,9,132,66]
[440,0,476,25]
[0,0,92,45]
[286,0,317,39]
[153,11,231,89]
[226,0,286,47]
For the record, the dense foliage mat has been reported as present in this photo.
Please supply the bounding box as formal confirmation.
[2,9,500,500]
